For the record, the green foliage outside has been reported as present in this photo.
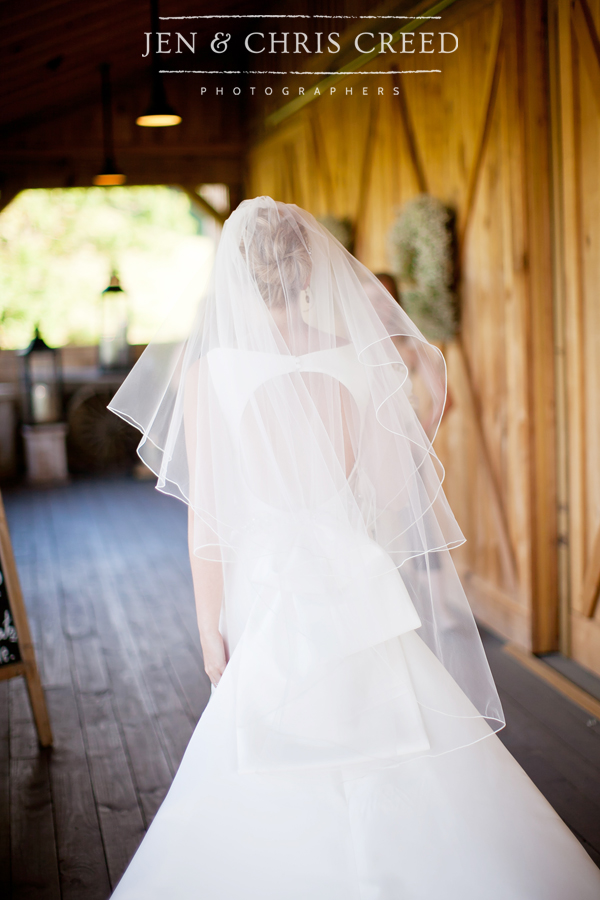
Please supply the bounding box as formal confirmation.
[0,186,211,349]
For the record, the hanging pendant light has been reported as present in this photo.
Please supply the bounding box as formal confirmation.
[94,63,126,186]
[136,0,181,127]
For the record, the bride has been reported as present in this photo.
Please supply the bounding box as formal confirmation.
[109,197,600,899]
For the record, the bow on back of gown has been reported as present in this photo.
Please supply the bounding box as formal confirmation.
[206,341,433,773]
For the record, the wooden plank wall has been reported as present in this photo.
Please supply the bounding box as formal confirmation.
[246,0,560,655]
[551,0,600,676]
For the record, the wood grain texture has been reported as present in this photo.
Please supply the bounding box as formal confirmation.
[390,66,428,194]
[354,99,380,259]
[557,1,587,610]
[0,479,212,895]
[519,0,558,652]
[455,336,519,591]
[503,643,600,719]
[9,675,60,899]
[0,681,9,899]
[582,524,600,618]
[572,0,600,113]
[44,685,111,900]
[247,0,559,657]
[550,0,600,671]
[458,0,504,249]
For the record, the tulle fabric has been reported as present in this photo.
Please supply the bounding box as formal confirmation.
[109,197,504,772]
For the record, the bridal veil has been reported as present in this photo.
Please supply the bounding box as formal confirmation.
[109,196,504,773]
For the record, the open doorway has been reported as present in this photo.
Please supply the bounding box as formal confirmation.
[0,184,226,478]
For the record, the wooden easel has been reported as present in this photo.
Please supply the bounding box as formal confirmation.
[0,490,52,747]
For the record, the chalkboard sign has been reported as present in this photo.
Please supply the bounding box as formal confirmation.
[0,490,52,746]
[0,559,21,666]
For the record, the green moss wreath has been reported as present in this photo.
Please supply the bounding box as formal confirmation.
[388,194,457,341]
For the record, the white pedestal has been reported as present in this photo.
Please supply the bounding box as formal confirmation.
[22,423,69,484]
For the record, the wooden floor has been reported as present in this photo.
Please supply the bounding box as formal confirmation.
[1,477,599,899]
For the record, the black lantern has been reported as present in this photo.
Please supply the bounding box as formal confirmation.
[99,272,129,370]
[19,328,63,425]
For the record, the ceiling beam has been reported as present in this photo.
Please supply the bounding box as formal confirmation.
[0,145,243,160]
[180,186,227,224]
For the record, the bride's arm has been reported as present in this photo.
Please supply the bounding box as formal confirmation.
[188,509,227,686]
[184,358,227,687]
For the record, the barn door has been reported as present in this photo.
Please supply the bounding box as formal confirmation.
[550,0,600,676]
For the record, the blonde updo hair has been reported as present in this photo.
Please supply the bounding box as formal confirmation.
[241,208,312,308]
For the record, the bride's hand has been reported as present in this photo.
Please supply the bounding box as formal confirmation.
[200,630,227,687]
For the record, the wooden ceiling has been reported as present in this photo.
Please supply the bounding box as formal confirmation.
[0,0,402,206]
[0,0,284,205]
[0,0,277,132]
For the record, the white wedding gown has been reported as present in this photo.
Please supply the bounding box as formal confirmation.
[111,344,600,900]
